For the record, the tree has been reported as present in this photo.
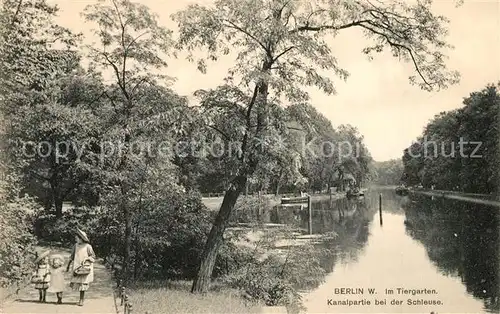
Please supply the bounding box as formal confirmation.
[11,66,106,217]
[372,159,404,186]
[0,0,85,216]
[82,0,179,282]
[286,103,338,193]
[0,0,73,286]
[173,0,459,293]
[402,83,500,193]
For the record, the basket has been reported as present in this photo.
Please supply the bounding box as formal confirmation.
[73,261,92,276]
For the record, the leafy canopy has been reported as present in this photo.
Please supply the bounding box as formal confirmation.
[173,0,460,102]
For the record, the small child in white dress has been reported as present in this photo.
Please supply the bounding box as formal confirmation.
[47,254,66,304]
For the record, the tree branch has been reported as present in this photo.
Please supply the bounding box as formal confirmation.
[223,20,269,53]
[102,52,132,100]
[272,46,295,63]
[239,84,260,160]
[29,170,50,182]
[291,17,432,89]
[125,31,150,52]
[130,76,153,98]
[8,0,23,30]
[110,0,131,102]
[291,19,372,33]
[355,22,431,88]
[208,125,230,141]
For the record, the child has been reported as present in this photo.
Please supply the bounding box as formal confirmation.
[67,228,95,306]
[47,254,66,304]
[32,250,51,303]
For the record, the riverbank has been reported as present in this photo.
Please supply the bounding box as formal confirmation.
[411,189,500,208]
[123,225,329,314]
[202,192,346,211]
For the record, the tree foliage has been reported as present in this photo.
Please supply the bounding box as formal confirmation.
[173,0,457,293]
[0,0,463,302]
[372,159,404,186]
[82,0,189,282]
[0,181,37,288]
[401,83,500,193]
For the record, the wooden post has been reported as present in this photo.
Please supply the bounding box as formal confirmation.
[120,287,125,306]
[379,193,383,226]
[308,195,312,235]
[257,190,261,221]
[329,187,332,202]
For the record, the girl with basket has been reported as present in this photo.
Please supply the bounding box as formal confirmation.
[31,250,51,303]
[66,227,96,306]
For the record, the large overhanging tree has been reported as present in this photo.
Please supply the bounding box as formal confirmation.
[173,0,460,293]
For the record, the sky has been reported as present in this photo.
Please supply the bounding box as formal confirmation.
[49,0,500,162]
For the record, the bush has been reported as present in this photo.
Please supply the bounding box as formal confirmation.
[31,189,252,282]
[0,193,37,290]
[230,196,274,224]
[213,241,259,278]
[220,238,326,312]
[32,206,103,246]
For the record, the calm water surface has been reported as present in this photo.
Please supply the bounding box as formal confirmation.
[264,189,499,313]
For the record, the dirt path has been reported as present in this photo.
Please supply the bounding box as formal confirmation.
[1,247,117,314]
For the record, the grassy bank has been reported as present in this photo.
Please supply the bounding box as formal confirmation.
[412,189,500,208]
[202,192,346,211]
[127,281,262,314]
[124,227,330,313]
[125,193,345,313]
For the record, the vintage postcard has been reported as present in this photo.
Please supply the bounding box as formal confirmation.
[0,0,498,313]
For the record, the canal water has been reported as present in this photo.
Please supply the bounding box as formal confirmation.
[263,189,499,313]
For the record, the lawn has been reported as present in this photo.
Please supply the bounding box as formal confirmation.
[127,281,263,314]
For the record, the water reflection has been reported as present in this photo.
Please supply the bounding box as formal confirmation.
[268,197,375,276]
[403,194,500,313]
[313,198,373,271]
[304,191,491,313]
[231,191,499,313]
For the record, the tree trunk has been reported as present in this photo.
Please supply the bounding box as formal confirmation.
[54,198,63,218]
[121,185,132,284]
[191,175,247,294]
[257,190,261,223]
[119,124,132,284]
[50,175,63,218]
[133,227,140,280]
[191,62,270,294]
[275,170,282,196]
[338,170,345,192]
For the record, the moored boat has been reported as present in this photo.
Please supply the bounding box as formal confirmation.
[395,185,409,195]
[346,188,365,198]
